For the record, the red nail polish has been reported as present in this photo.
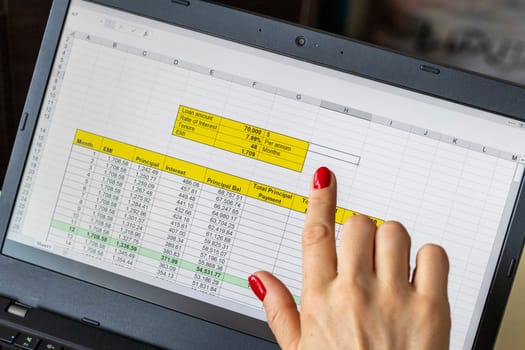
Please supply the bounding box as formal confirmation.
[313,166,331,189]
[248,274,267,301]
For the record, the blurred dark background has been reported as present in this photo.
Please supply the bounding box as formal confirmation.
[1,0,525,186]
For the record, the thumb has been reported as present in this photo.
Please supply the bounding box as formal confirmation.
[248,271,301,350]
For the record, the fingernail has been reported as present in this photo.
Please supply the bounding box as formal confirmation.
[313,166,331,189]
[248,274,267,301]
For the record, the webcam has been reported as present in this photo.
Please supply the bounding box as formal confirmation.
[295,36,306,47]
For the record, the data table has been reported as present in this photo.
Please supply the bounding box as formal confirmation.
[48,130,382,307]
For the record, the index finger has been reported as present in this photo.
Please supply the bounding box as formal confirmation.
[302,167,337,290]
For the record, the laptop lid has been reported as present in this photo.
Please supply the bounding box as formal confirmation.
[1,0,524,349]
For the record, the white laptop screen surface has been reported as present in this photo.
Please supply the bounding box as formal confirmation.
[4,1,525,349]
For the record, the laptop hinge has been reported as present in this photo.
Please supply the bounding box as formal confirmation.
[6,302,31,318]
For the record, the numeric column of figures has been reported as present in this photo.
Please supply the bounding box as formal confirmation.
[210,189,244,295]
[78,153,129,260]
[50,145,312,307]
[221,198,288,307]
[49,146,99,253]
[141,174,201,282]
[107,164,159,270]
[177,187,245,296]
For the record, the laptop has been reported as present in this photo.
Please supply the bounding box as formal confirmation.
[1,0,524,349]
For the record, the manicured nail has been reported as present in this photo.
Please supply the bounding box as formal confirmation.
[313,166,331,189]
[248,274,267,301]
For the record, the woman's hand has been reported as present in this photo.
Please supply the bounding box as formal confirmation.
[249,166,451,350]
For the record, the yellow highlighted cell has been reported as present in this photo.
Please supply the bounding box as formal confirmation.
[258,152,303,172]
[100,138,134,160]
[215,134,258,151]
[74,130,102,151]
[259,145,306,164]
[218,118,246,133]
[291,195,309,213]
[163,157,206,182]
[193,109,220,124]
[179,105,220,124]
[242,124,265,136]
[213,140,256,159]
[178,119,218,138]
[335,207,345,224]
[173,105,309,172]
[247,182,293,208]
[133,148,165,170]
[176,129,215,145]
[194,119,220,133]
[204,169,249,195]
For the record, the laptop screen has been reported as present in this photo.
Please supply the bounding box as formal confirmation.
[3,0,525,348]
